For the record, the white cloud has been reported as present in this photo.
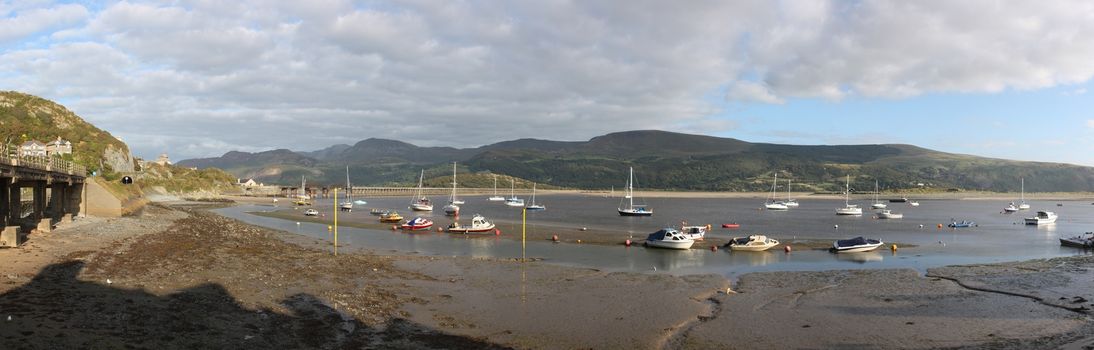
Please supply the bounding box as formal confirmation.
[3,1,1094,160]
[1086,120,1094,129]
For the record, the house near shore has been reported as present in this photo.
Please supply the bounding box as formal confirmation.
[19,140,46,157]
[45,137,72,156]
[238,178,258,187]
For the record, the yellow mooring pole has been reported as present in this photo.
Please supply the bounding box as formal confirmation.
[521,207,526,262]
[333,188,338,256]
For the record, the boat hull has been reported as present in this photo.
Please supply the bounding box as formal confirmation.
[721,223,740,229]
[488,196,505,201]
[836,208,863,215]
[764,203,789,210]
[401,220,434,230]
[410,204,433,211]
[1025,218,1057,225]
[619,209,653,216]
[447,225,496,234]
[834,244,882,253]
[877,213,903,219]
[645,240,694,250]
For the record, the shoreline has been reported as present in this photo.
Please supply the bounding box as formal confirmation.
[229,190,1094,201]
[2,201,1092,348]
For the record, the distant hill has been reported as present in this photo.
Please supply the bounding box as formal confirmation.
[0,91,134,174]
[179,130,1094,192]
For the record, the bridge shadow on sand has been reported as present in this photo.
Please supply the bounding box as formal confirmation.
[0,261,511,349]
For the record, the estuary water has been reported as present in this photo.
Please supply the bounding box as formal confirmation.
[214,194,1094,278]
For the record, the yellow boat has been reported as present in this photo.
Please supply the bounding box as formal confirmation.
[379,211,404,223]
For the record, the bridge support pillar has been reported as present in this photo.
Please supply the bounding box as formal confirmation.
[37,218,51,233]
[49,183,65,222]
[33,182,46,221]
[0,179,8,228]
[8,183,19,225]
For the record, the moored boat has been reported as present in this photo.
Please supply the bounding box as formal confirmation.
[379,211,403,223]
[400,217,434,230]
[721,223,741,229]
[488,175,505,201]
[409,170,433,211]
[889,197,908,203]
[1060,232,1094,248]
[726,235,780,251]
[644,228,694,250]
[876,209,903,219]
[446,214,497,234]
[504,178,525,207]
[1024,211,1057,225]
[525,183,546,210]
[618,167,653,216]
[833,236,883,253]
[1004,203,1019,213]
[836,175,863,215]
[764,173,788,210]
[948,220,975,228]
[369,208,389,216]
[303,209,319,216]
[680,224,710,241]
[870,180,886,209]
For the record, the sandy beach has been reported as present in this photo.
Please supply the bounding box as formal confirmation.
[1,201,1093,349]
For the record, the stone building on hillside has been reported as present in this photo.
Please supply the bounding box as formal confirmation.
[155,153,171,166]
[46,137,72,156]
[19,140,46,157]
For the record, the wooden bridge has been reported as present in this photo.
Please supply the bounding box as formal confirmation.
[0,144,87,247]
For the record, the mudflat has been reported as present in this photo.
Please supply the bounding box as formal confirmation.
[1,202,1092,349]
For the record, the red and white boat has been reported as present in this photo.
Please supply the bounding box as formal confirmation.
[400,217,434,231]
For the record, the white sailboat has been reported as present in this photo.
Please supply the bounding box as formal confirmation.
[505,178,524,207]
[409,170,433,211]
[764,173,788,210]
[294,176,311,206]
[443,163,461,216]
[871,180,887,209]
[340,166,355,211]
[526,183,545,210]
[618,167,652,216]
[785,179,799,207]
[836,175,863,215]
[488,175,505,201]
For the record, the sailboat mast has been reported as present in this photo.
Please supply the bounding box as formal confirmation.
[451,162,457,202]
[1020,178,1025,202]
[493,175,498,196]
[845,175,850,206]
[628,167,635,209]
[771,173,778,201]
[787,179,791,201]
[345,166,351,199]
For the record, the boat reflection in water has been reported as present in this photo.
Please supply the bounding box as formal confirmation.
[726,250,779,267]
[834,250,884,264]
[647,247,705,271]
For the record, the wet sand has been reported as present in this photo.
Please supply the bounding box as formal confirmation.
[1,202,1092,349]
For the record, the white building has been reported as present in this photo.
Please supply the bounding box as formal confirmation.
[19,140,46,157]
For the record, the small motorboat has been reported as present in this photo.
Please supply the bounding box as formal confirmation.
[644,228,695,250]
[303,209,319,216]
[369,208,389,216]
[835,205,863,216]
[833,236,884,253]
[379,211,403,223]
[948,220,976,228]
[1060,232,1094,248]
[680,224,710,241]
[876,209,903,219]
[721,223,741,229]
[400,217,434,231]
[410,198,434,211]
[889,197,908,203]
[446,214,496,234]
[525,204,546,211]
[339,201,353,212]
[354,200,368,206]
[726,235,780,251]
[1024,211,1058,225]
[1004,203,1019,213]
[909,201,920,207]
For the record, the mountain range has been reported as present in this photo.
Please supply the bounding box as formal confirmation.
[178,130,1094,192]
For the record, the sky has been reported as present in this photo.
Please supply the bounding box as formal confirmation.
[3,0,1094,165]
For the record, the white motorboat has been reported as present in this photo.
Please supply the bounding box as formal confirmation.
[1024,211,1057,225]
[726,235,780,251]
[618,167,653,216]
[644,228,694,250]
[1060,232,1094,248]
[876,209,903,219]
[303,209,319,216]
[833,236,884,253]
[488,175,505,201]
[446,214,496,234]
[836,175,863,215]
[1003,203,1019,213]
[870,180,886,209]
[679,224,709,241]
[525,183,546,210]
[409,170,433,211]
[764,173,789,210]
[909,201,920,207]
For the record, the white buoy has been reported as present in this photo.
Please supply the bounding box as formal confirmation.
[833,224,839,229]
[106,279,113,285]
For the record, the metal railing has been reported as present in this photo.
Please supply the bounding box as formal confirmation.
[4,143,87,177]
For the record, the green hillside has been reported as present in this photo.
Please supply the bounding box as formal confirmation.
[0,91,131,174]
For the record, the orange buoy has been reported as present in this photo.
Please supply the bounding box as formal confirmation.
[553,234,559,242]
[577,239,582,243]
[625,239,632,246]
[937,223,943,229]
[711,245,718,251]
[494,229,501,236]
[891,244,898,251]
[784,245,792,253]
